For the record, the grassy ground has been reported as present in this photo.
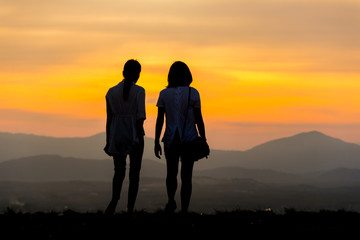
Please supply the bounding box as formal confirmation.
[1,208,360,238]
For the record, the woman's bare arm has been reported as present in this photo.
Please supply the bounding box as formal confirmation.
[154,107,165,158]
[194,107,206,139]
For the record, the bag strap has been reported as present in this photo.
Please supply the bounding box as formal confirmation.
[181,87,191,142]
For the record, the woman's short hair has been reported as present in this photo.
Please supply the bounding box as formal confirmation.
[123,59,141,81]
[167,61,193,88]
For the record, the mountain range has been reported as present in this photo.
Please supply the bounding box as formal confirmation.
[1,154,360,187]
[1,131,360,212]
[1,130,360,173]
[0,131,360,186]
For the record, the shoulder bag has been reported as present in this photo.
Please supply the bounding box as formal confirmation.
[181,87,210,161]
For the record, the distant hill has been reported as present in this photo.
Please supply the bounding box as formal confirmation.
[196,167,302,184]
[1,131,360,173]
[0,132,108,161]
[0,155,166,182]
[201,131,360,173]
[238,131,360,173]
[0,155,112,182]
[1,154,360,187]
[310,168,360,187]
[0,154,296,184]
[0,132,163,163]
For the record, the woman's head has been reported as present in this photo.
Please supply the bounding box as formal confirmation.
[123,59,141,83]
[167,61,192,88]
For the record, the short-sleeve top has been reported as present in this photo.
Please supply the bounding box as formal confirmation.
[106,80,146,155]
[156,86,201,147]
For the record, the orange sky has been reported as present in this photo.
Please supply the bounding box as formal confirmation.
[1,0,360,150]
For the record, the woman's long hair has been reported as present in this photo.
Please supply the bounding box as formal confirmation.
[123,59,141,101]
[167,61,192,88]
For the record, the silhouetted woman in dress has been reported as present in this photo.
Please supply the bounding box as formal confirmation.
[104,59,146,214]
[154,61,207,213]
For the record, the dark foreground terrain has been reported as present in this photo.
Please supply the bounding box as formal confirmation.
[1,209,359,238]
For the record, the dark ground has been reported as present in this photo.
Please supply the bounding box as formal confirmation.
[1,209,359,239]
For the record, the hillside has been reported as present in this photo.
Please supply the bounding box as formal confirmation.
[1,131,360,173]
[196,167,302,184]
[0,132,108,161]
[0,155,166,181]
[1,155,360,187]
[240,131,360,173]
[0,154,297,184]
[2,178,360,213]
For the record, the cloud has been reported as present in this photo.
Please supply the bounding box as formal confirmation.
[1,0,359,72]
[1,0,360,148]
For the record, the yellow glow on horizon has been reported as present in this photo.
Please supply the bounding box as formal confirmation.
[1,0,360,149]
[2,58,360,121]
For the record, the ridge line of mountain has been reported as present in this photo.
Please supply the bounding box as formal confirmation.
[1,130,360,174]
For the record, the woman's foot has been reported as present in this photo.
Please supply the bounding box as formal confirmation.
[164,200,177,213]
[104,200,117,215]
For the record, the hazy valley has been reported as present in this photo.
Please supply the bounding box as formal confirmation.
[1,131,360,213]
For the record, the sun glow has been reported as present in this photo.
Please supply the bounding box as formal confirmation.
[1,0,360,149]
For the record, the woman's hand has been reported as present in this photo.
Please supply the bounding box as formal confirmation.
[154,141,162,159]
[154,107,165,159]
[104,143,112,156]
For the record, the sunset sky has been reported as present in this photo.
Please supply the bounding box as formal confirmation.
[1,0,360,150]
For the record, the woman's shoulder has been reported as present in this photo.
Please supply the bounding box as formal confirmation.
[190,86,200,96]
[107,81,124,92]
[190,86,199,92]
[159,87,172,95]
[158,86,198,96]
[134,84,145,93]
[106,83,121,97]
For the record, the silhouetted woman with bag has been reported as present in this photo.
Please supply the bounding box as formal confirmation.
[154,61,207,213]
[104,59,146,214]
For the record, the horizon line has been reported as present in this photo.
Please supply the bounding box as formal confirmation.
[1,130,360,151]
